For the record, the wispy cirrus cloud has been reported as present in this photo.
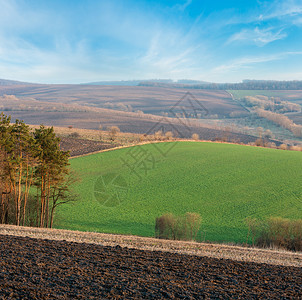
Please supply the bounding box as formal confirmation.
[214,51,302,73]
[173,0,192,12]
[139,31,202,79]
[227,27,287,46]
[0,0,302,83]
[262,0,302,21]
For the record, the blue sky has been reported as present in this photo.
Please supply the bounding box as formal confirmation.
[0,0,302,83]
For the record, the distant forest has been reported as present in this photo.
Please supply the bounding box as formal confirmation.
[1,78,302,90]
[139,80,302,90]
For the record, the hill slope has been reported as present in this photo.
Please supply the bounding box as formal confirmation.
[0,78,34,85]
[56,142,302,243]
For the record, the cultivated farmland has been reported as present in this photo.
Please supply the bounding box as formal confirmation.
[56,142,302,244]
[228,89,302,103]
[0,84,245,117]
[1,234,301,299]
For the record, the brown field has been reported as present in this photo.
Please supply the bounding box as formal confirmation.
[59,137,117,157]
[286,112,302,125]
[0,227,301,299]
[0,87,256,143]
[1,225,301,267]
[0,84,246,117]
[8,109,261,144]
[277,90,302,103]
[0,85,286,145]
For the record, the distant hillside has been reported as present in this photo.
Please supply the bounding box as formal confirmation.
[0,84,247,118]
[0,78,35,86]
[82,80,142,86]
[82,79,211,86]
[82,79,174,86]
[2,78,302,89]
[139,80,302,90]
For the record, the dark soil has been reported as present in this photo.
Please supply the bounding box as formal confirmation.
[59,137,117,157]
[0,235,301,299]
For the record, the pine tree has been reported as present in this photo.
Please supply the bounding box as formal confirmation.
[34,125,70,227]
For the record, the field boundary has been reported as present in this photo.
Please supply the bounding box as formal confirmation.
[69,139,288,159]
[0,224,301,267]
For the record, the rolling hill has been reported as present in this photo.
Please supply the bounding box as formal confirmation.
[0,84,245,117]
[56,142,302,244]
[0,78,36,85]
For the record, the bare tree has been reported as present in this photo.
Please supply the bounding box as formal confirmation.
[279,144,288,150]
[98,124,103,141]
[263,129,273,139]
[155,212,201,241]
[108,126,120,141]
[257,127,263,139]
[192,133,199,141]
[184,212,201,240]
[165,131,173,140]
[154,130,163,141]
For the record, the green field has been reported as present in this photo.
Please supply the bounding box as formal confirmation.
[228,90,302,102]
[228,90,292,99]
[228,90,283,99]
[56,142,302,244]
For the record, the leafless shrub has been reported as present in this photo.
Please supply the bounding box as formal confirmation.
[255,138,264,147]
[246,217,302,251]
[184,212,202,240]
[245,217,260,246]
[155,213,176,240]
[263,129,273,139]
[267,142,277,149]
[192,133,199,140]
[154,130,163,141]
[68,132,80,138]
[108,126,120,141]
[279,144,288,150]
[289,145,302,151]
[98,125,103,141]
[155,212,201,241]
[165,131,173,140]
[139,134,145,142]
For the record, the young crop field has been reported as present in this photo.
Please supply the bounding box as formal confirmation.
[229,89,302,103]
[229,90,285,99]
[56,142,302,244]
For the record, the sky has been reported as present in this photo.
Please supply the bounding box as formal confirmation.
[0,0,302,84]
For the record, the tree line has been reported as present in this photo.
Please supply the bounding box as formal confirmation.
[139,80,302,90]
[243,96,300,113]
[0,113,76,228]
[256,109,302,138]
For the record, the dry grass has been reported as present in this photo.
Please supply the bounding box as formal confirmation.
[0,224,301,267]
[29,124,145,145]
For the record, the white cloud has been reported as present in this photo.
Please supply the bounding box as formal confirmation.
[173,0,192,12]
[0,0,301,83]
[264,0,302,20]
[214,51,302,73]
[228,27,287,46]
[138,28,205,80]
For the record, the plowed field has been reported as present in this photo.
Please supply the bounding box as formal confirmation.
[0,234,301,299]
